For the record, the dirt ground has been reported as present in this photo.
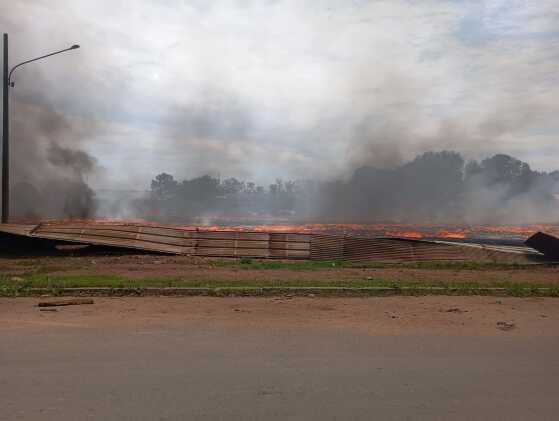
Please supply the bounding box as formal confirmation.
[2,296,559,421]
[1,296,557,336]
[4,253,559,420]
[2,253,559,284]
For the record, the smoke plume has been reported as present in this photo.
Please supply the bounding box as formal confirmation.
[1,1,558,224]
[10,102,98,219]
[139,150,559,225]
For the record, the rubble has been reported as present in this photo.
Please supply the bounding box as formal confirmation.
[37,298,94,307]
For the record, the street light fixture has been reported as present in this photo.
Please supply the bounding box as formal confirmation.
[8,44,80,87]
[2,34,80,223]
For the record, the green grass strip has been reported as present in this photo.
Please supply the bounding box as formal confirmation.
[1,274,558,297]
[212,258,547,271]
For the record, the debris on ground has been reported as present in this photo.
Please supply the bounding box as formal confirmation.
[37,299,94,307]
[270,297,294,303]
[233,308,251,313]
[496,321,516,331]
[443,307,468,313]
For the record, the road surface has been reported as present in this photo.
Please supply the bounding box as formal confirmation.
[1,297,558,420]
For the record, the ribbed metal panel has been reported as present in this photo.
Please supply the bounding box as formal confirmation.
[0,223,311,258]
[0,223,37,236]
[309,234,344,260]
[0,223,540,263]
[310,235,539,263]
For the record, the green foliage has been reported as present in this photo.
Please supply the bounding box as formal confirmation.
[211,259,536,271]
[1,273,558,297]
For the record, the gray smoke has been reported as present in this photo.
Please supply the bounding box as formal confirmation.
[1,1,558,224]
[10,101,98,220]
[0,11,101,221]
[139,149,559,226]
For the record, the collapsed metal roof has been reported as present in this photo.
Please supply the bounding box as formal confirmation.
[0,222,544,263]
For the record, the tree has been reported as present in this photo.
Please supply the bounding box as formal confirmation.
[479,154,536,196]
[151,173,178,200]
[221,177,245,195]
[178,175,221,203]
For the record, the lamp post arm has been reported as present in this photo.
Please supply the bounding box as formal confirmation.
[8,45,80,85]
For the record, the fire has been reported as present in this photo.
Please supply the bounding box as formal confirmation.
[12,218,559,240]
[435,230,467,239]
[385,231,424,239]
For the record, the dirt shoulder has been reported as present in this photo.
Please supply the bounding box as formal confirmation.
[1,296,557,337]
[1,254,559,285]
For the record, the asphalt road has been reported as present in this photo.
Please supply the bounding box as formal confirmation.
[1,298,559,420]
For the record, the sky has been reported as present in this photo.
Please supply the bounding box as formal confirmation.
[1,0,558,190]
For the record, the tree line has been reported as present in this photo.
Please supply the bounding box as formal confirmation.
[140,151,559,223]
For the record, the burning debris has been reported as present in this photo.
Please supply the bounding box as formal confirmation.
[0,222,547,264]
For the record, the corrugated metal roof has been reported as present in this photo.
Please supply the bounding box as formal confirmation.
[0,222,543,263]
[0,223,313,258]
[0,224,37,236]
[309,234,542,263]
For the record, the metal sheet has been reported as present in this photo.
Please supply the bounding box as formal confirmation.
[0,223,37,236]
[0,223,541,262]
[0,223,310,258]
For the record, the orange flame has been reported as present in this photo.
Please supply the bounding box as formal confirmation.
[384,231,424,239]
[436,230,467,239]
[13,218,559,240]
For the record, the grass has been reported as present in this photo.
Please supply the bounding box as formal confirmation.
[0,256,546,277]
[0,255,556,297]
[212,259,353,270]
[1,273,558,297]
[212,258,542,271]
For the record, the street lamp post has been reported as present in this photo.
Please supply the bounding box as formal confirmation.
[2,34,9,224]
[1,33,79,223]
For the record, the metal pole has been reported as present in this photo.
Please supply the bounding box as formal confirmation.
[0,37,79,223]
[2,33,9,223]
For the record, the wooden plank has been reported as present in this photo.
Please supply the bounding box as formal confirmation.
[38,299,94,307]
